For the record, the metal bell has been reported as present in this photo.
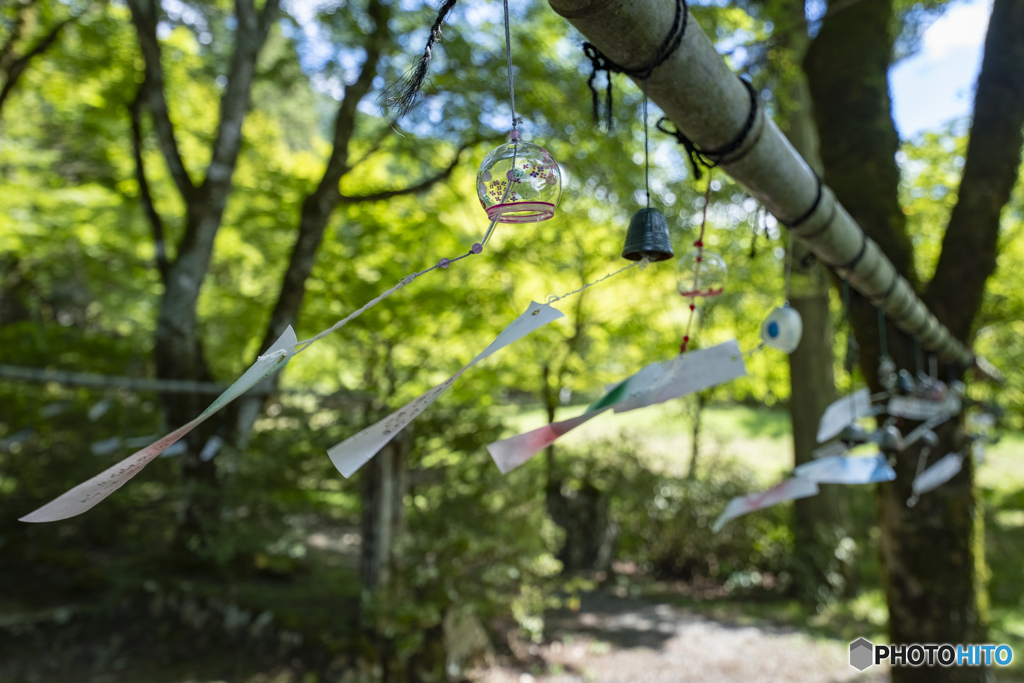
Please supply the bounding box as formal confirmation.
[622,208,674,262]
[876,425,904,452]
[839,424,869,445]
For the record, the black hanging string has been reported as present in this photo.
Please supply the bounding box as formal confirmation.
[501,0,521,130]
[643,80,651,207]
[878,307,888,360]
[914,335,924,377]
[583,0,688,130]
[383,0,459,117]
[749,205,765,259]
[842,279,859,376]
[878,269,900,308]
[656,76,759,180]
[841,279,859,425]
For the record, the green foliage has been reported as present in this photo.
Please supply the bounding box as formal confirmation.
[3,0,1023,678]
[550,439,796,595]
[900,123,1024,427]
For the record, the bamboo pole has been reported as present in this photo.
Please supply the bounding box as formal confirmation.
[548,0,1000,381]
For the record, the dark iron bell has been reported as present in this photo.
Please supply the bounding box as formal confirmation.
[839,423,869,445]
[875,425,904,452]
[622,208,674,262]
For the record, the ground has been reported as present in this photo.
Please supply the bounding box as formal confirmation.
[476,592,889,683]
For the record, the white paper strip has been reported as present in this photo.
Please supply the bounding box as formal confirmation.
[587,361,668,412]
[20,327,298,523]
[903,413,949,449]
[794,453,895,485]
[613,340,747,413]
[490,409,609,475]
[811,441,848,460]
[712,477,819,533]
[327,302,564,479]
[888,394,961,421]
[486,362,667,475]
[817,388,872,443]
[486,342,746,474]
[912,453,963,495]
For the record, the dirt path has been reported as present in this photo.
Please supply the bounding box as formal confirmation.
[476,594,888,683]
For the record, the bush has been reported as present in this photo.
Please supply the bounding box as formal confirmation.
[552,438,796,595]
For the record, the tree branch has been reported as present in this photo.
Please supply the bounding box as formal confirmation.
[251,0,392,364]
[0,11,80,119]
[0,1,34,73]
[310,0,391,207]
[126,0,196,202]
[130,81,170,284]
[924,0,1024,341]
[338,143,471,203]
[201,0,280,197]
[345,123,397,172]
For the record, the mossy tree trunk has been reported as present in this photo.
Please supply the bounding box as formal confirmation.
[805,0,1024,680]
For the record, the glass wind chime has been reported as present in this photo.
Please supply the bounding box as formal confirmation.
[674,181,728,353]
[388,0,562,244]
[757,232,803,354]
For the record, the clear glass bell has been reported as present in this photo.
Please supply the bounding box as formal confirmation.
[676,249,727,298]
[477,131,561,223]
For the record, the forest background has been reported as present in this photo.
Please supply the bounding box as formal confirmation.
[0,0,1022,681]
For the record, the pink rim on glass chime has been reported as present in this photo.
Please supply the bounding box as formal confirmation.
[477,129,562,223]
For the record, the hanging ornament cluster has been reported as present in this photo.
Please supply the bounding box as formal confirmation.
[23,0,991,541]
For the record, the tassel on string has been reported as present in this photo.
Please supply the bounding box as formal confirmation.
[383,0,458,117]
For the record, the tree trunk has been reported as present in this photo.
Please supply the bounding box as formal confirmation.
[789,284,855,600]
[804,3,976,677]
[804,0,1024,677]
[687,392,704,479]
[128,0,280,556]
[770,0,850,602]
[159,209,228,544]
[542,362,558,487]
[360,428,410,593]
